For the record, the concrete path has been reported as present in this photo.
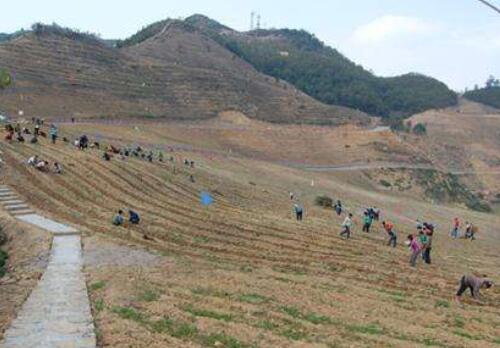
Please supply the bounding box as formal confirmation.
[0,185,96,348]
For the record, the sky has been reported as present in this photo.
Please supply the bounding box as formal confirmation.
[1,0,500,90]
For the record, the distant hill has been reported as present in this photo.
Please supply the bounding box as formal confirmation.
[464,87,500,109]
[0,23,366,124]
[181,15,458,119]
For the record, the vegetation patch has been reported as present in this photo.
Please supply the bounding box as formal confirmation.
[94,298,105,312]
[202,332,250,348]
[238,293,271,304]
[256,320,279,330]
[280,305,334,325]
[435,299,450,308]
[347,323,384,336]
[281,327,308,341]
[0,249,8,278]
[454,330,483,340]
[184,305,234,322]
[112,306,146,324]
[138,289,160,302]
[314,195,333,208]
[89,281,106,292]
[414,170,491,212]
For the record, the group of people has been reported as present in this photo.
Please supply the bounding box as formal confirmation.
[451,217,478,240]
[4,123,57,144]
[112,209,141,226]
[27,155,62,174]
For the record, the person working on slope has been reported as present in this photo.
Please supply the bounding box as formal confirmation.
[340,213,353,239]
[451,217,460,239]
[455,274,493,305]
[294,204,303,221]
[334,200,342,216]
[129,209,140,225]
[382,221,397,248]
[112,210,125,226]
[362,211,372,233]
[49,124,58,144]
[407,234,421,267]
[419,230,430,264]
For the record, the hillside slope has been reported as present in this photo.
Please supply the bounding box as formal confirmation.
[0,24,367,125]
[464,87,500,110]
[184,15,458,119]
[1,121,499,347]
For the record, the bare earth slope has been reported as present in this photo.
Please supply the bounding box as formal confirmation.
[0,27,367,125]
[1,121,499,347]
[410,98,500,197]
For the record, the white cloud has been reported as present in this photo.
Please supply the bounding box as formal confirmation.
[352,15,437,44]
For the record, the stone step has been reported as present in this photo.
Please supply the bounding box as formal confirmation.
[16,214,78,234]
[0,191,14,196]
[0,200,24,205]
[0,196,18,201]
[5,204,31,211]
[11,210,37,216]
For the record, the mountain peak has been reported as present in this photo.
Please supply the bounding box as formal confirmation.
[184,14,231,32]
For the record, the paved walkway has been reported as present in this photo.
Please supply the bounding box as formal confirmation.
[0,185,96,348]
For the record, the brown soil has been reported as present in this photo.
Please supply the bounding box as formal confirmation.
[0,211,51,338]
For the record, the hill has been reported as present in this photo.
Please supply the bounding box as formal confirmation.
[1,119,499,347]
[0,23,367,125]
[183,15,458,119]
[464,86,500,110]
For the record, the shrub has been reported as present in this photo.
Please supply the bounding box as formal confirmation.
[315,195,333,207]
[413,123,427,135]
[0,249,7,278]
[379,180,392,188]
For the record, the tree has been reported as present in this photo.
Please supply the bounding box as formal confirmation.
[413,123,427,135]
[485,75,500,89]
[0,69,11,89]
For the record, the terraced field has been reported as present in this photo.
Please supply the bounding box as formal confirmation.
[0,120,499,347]
[0,27,367,125]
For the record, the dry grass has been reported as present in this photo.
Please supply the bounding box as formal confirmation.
[0,211,51,338]
[1,120,499,347]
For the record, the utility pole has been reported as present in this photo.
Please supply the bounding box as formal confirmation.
[256,14,261,30]
[477,0,500,15]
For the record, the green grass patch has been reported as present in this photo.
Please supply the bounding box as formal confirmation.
[304,313,333,325]
[150,316,198,339]
[454,315,465,329]
[185,305,233,322]
[94,298,105,312]
[89,281,106,292]
[493,337,500,344]
[150,317,174,333]
[238,293,270,304]
[0,249,8,278]
[202,333,248,348]
[282,327,308,341]
[421,337,447,347]
[435,299,450,308]
[171,323,199,339]
[280,305,333,325]
[112,306,146,323]
[256,320,279,330]
[191,287,228,298]
[193,236,210,244]
[347,323,384,336]
[138,289,160,302]
[454,330,483,340]
[280,305,302,319]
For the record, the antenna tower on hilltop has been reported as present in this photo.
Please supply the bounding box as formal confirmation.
[250,12,255,30]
